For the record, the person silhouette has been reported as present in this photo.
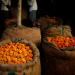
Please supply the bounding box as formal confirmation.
[0,0,11,38]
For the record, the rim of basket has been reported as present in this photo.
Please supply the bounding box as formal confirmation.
[0,38,40,67]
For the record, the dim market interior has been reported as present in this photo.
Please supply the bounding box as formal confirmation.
[0,0,75,75]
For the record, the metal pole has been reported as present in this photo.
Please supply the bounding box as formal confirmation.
[17,0,22,26]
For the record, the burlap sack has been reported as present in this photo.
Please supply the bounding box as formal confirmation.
[42,39,75,59]
[45,25,72,38]
[0,38,41,75]
[33,16,61,31]
[44,53,75,75]
[1,26,41,46]
[42,40,75,75]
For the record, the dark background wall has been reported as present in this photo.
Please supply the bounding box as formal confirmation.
[1,0,75,36]
[12,0,75,35]
[37,0,75,36]
[11,0,75,25]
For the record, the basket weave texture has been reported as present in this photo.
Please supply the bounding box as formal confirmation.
[0,38,41,75]
[2,26,41,46]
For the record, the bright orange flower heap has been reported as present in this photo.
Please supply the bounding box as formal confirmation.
[47,36,75,48]
[0,42,33,64]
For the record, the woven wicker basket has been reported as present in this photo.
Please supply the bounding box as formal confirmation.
[0,38,41,75]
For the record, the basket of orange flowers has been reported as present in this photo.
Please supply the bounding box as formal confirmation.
[0,38,41,75]
[42,35,75,75]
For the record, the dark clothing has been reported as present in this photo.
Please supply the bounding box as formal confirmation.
[29,10,37,22]
[0,10,11,19]
[0,0,12,38]
[0,10,10,38]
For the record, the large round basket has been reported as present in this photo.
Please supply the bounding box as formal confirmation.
[0,38,41,75]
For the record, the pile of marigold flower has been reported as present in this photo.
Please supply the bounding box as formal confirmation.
[0,42,33,64]
[47,36,75,48]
